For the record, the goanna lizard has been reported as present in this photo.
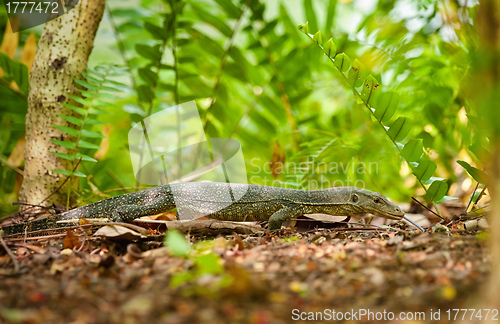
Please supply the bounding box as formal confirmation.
[0,182,405,235]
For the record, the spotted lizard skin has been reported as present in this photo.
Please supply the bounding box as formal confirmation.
[0,182,404,235]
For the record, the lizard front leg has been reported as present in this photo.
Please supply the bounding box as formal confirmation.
[111,197,175,223]
[268,205,304,231]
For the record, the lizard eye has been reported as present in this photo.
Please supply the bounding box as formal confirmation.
[374,198,381,204]
[352,194,359,203]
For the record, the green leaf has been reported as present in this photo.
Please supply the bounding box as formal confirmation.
[323,38,336,58]
[52,169,73,176]
[145,22,168,40]
[194,253,223,275]
[249,109,277,136]
[414,160,437,182]
[347,59,365,87]
[334,53,350,73]
[324,0,336,32]
[96,92,118,100]
[190,30,224,57]
[360,75,381,105]
[426,180,448,202]
[177,71,198,79]
[73,170,87,177]
[76,153,98,162]
[468,142,489,160]
[78,140,102,150]
[169,271,192,288]
[85,117,108,125]
[280,5,301,43]
[164,230,191,257]
[0,52,29,95]
[93,99,114,108]
[456,160,487,184]
[74,78,98,91]
[373,91,399,122]
[176,38,192,47]
[135,44,162,61]
[49,151,75,161]
[401,139,423,162]
[82,74,102,84]
[78,90,97,99]
[193,6,232,37]
[137,85,155,103]
[57,114,83,126]
[50,139,76,150]
[436,195,459,204]
[0,80,27,114]
[303,0,318,32]
[178,57,196,64]
[0,116,10,154]
[160,64,175,70]
[68,90,90,106]
[90,66,109,78]
[67,94,91,106]
[387,117,411,142]
[214,0,241,18]
[423,176,447,185]
[259,19,278,36]
[88,108,111,115]
[99,85,122,93]
[138,68,158,85]
[62,103,86,115]
[111,8,148,19]
[312,30,322,45]
[103,79,127,88]
[298,22,309,34]
[81,129,105,138]
[419,131,434,149]
[423,103,445,129]
[52,169,87,177]
[53,125,79,137]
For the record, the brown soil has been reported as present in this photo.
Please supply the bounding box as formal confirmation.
[0,223,490,324]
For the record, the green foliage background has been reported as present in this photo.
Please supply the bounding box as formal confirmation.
[0,0,481,214]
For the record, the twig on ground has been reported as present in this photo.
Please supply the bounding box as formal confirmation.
[0,232,20,273]
[411,197,444,220]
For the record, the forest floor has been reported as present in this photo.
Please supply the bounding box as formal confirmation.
[0,214,491,324]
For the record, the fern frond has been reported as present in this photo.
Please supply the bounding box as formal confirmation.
[50,64,126,181]
[299,25,449,206]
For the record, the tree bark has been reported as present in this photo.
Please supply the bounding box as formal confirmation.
[19,0,105,210]
[470,0,500,319]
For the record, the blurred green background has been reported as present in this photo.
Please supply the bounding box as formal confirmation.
[0,0,480,215]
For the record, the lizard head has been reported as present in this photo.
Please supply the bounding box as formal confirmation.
[350,188,405,220]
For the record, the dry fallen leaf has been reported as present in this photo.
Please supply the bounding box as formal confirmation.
[21,34,36,73]
[0,19,18,58]
[63,230,80,249]
[6,136,25,167]
[94,225,146,240]
[269,141,285,179]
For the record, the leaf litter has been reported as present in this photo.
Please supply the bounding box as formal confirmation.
[0,219,490,323]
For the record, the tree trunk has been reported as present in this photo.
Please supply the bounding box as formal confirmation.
[19,0,105,210]
[470,0,500,319]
